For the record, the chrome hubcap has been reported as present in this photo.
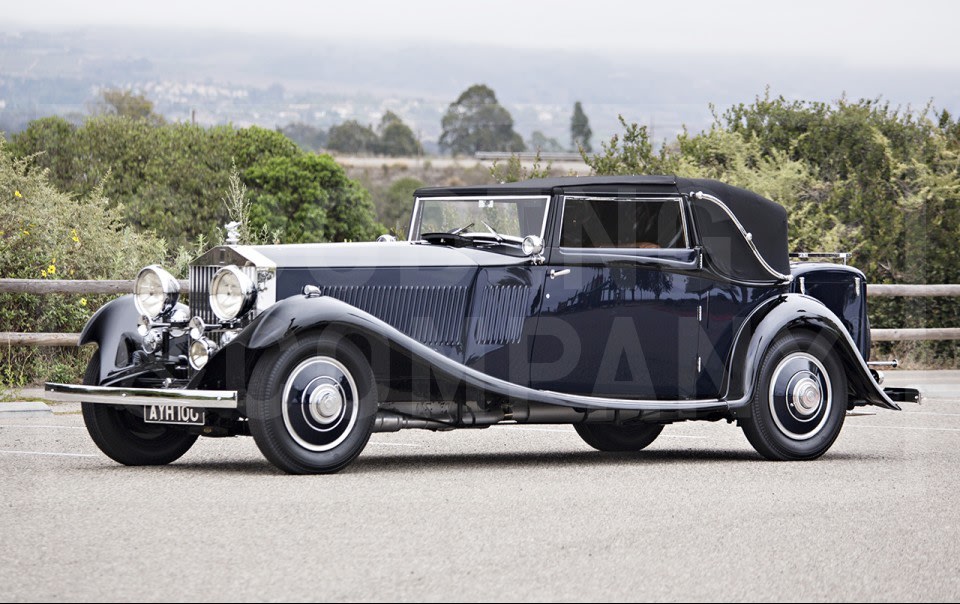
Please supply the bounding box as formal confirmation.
[768,352,832,441]
[790,375,822,416]
[308,384,344,425]
[281,356,358,452]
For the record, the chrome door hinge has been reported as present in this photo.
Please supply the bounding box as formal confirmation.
[698,305,702,322]
[697,356,701,373]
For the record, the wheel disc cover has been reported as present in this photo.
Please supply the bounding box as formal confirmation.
[768,352,832,441]
[281,356,359,452]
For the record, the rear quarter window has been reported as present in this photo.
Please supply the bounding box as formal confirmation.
[560,198,687,249]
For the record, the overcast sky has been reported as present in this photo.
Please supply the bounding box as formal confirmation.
[7,0,960,69]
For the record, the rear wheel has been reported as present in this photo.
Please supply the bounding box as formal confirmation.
[574,423,664,452]
[247,334,378,474]
[81,357,199,466]
[740,330,847,461]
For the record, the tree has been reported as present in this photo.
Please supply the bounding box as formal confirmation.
[378,177,424,235]
[378,111,404,130]
[581,115,661,175]
[279,123,328,152]
[243,153,382,243]
[326,120,379,154]
[528,131,564,153]
[9,117,379,247]
[571,101,592,152]
[95,89,163,124]
[489,150,553,183]
[439,84,525,155]
[376,112,421,157]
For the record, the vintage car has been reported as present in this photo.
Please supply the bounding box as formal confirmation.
[45,176,919,473]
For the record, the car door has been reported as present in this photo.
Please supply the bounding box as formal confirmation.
[529,195,704,400]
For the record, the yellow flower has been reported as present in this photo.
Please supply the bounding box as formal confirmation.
[69,269,75,276]
[22,230,29,236]
[79,298,87,307]
[47,264,56,275]
[14,190,22,198]
[40,269,47,278]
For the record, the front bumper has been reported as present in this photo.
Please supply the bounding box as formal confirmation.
[44,382,238,409]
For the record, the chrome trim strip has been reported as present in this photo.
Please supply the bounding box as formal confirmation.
[692,191,793,283]
[558,195,691,249]
[539,389,725,410]
[44,383,238,409]
[410,195,551,242]
[409,197,421,242]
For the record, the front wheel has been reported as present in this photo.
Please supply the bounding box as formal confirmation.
[81,357,199,466]
[247,334,378,474]
[740,330,848,461]
[574,423,664,452]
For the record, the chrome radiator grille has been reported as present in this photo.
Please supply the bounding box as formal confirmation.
[188,264,257,323]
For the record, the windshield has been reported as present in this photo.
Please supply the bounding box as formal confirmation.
[412,196,549,241]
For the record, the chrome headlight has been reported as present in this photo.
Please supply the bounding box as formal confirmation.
[133,265,180,320]
[209,265,257,321]
[521,234,544,256]
[189,338,216,370]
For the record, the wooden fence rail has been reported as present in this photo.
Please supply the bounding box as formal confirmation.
[0,279,188,295]
[1,278,959,346]
[2,280,957,298]
[867,284,960,297]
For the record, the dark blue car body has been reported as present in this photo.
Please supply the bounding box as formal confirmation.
[51,176,918,472]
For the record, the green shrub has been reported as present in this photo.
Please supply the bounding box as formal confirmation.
[0,137,166,387]
[584,95,960,367]
[10,118,379,249]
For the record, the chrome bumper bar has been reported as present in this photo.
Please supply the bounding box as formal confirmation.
[43,382,238,409]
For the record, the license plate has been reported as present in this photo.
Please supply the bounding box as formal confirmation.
[143,405,206,426]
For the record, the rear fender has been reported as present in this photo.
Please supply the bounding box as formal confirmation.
[724,294,900,410]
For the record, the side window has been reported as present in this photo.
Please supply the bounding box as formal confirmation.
[560,198,686,249]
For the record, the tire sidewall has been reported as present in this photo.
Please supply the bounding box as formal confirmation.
[748,331,848,460]
[81,356,199,466]
[248,333,377,473]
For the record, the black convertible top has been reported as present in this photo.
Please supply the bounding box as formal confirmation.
[415,176,789,283]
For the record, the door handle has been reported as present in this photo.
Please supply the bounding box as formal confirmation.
[549,269,571,279]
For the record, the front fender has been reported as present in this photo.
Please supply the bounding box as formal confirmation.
[78,295,143,383]
[724,294,900,411]
[238,294,387,352]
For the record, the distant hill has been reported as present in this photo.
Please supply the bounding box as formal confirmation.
[2,26,959,145]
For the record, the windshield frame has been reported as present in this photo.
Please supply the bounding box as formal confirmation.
[408,195,552,244]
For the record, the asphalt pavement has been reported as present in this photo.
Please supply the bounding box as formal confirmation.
[0,371,957,601]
